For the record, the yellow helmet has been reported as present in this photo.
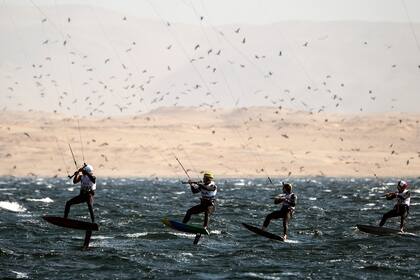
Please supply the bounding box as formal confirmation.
[203,172,214,180]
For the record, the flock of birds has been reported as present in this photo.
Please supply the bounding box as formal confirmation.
[2,4,420,178]
[5,10,402,116]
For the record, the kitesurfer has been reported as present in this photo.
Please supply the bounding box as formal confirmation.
[64,164,96,223]
[182,172,217,229]
[262,182,296,240]
[379,180,410,232]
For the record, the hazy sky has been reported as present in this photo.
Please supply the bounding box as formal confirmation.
[1,0,420,115]
[7,0,420,24]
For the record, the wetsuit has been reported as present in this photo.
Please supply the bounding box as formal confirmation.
[263,192,296,236]
[64,173,96,223]
[379,189,410,230]
[182,181,217,228]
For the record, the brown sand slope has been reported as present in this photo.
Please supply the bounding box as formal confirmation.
[0,107,419,178]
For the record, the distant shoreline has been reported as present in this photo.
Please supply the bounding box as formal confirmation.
[1,108,419,178]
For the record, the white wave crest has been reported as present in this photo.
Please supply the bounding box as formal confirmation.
[94,235,113,240]
[0,201,26,212]
[242,272,281,279]
[284,239,300,244]
[11,271,28,279]
[171,232,195,238]
[126,232,148,238]
[26,197,54,203]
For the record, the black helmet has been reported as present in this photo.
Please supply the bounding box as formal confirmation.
[282,182,293,193]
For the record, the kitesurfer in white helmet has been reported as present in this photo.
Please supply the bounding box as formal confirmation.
[379,180,411,232]
[64,163,96,223]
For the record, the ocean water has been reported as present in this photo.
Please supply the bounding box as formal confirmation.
[0,177,419,279]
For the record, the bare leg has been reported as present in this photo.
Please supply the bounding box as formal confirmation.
[283,211,292,239]
[203,210,209,228]
[400,207,408,232]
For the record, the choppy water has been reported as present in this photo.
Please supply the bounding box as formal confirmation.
[1,177,419,279]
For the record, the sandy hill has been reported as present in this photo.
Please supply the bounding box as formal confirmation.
[0,108,419,178]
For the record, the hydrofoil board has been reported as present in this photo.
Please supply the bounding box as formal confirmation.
[162,218,209,235]
[43,216,99,231]
[242,223,284,241]
[357,224,416,237]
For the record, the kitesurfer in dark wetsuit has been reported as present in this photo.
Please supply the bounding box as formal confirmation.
[64,164,96,223]
[262,182,296,240]
[379,180,410,232]
[182,172,217,229]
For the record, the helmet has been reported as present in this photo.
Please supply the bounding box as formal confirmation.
[203,172,214,180]
[397,180,408,190]
[83,164,94,174]
[282,182,293,193]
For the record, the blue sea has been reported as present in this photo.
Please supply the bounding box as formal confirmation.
[1,177,419,279]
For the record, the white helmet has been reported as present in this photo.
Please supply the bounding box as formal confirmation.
[83,164,94,174]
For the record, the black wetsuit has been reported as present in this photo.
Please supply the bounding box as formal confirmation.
[379,190,410,230]
[182,182,217,228]
[263,192,296,236]
[64,172,96,223]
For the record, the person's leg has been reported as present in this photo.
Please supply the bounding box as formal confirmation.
[379,208,399,227]
[203,205,215,228]
[86,193,95,223]
[64,194,85,218]
[183,204,204,224]
[283,210,292,238]
[262,210,283,230]
[399,206,409,231]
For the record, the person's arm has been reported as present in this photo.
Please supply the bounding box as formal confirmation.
[191,185,200,193]
[73,169,82,184]
[385,192,397,200]
[189,181,200,193]
[274,195,284,204]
